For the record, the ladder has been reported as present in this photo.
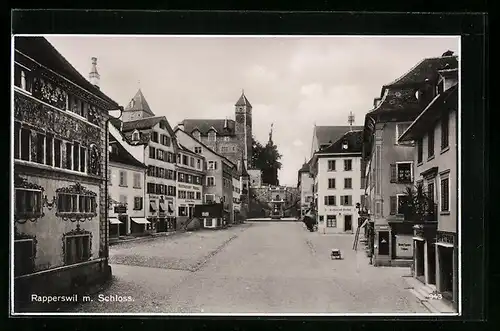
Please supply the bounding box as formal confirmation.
[352,224,361,250]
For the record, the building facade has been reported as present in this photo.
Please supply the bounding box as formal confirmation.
[175,144,205,230]
[248,169,262,188]
[398,67,458,309]
[362,52,458,267]
[297,160,314,218]
[118,93,179,233]
[174,128,241,228]
[310,125,364,158]
[13,37,120,311]
[179,91,253,169]
[108,130,147,238]
[311,131,364,234]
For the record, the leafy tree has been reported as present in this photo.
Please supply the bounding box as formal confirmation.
[251,136,282,186]
[401,182,436,222]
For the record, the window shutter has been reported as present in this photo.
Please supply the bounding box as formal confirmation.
[390,196,397,214]
[390,164,397,183]
[348,196,352,206]
[339,196,344,206]
[324,196,328,206]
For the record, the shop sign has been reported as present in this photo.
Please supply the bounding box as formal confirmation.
[114,206,127,214]
[395,235,414,258]
[326,208,353,213]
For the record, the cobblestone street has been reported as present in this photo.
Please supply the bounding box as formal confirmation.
[71,222,429,314]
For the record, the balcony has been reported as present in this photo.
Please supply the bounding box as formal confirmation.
[392,204,438,224]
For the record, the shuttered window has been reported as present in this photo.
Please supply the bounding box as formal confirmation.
[390,164,397,183]
[389,196,397,214]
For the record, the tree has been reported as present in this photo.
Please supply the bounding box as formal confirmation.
[251,136,282,186]
[401,182,436,222]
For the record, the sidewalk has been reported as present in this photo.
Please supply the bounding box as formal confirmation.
[109,231,180,246]
[402,275,457,314]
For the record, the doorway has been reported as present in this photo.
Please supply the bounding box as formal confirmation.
[427,241,436,285]
[416,240,425,282]
[378,231,390,255]
[344,215,352,232]
[439,246,454,299]
[118,215,128,236]
[188,205,194,218]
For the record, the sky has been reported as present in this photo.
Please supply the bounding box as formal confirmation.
[45,35,459,187]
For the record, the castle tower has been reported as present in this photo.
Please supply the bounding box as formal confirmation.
[89,57,100,88]
[122,89,156,122]
[234,89,252,169]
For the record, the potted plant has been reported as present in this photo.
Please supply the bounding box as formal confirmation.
[401,182,436,223]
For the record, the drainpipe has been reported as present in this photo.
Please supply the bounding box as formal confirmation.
[105,107,124,259]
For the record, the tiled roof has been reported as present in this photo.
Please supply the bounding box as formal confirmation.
[124,89,155,116]
[235,92,252,107]
[181,119,236,136]
[384,55,458,88]
[369,87,422,116]
[14,37,120,110]
[179,144,200,157]
[398,85,458,142]
[315,126,364,147]
[317,130,363,154]
[109,131,147,169]
[121,116,176,146]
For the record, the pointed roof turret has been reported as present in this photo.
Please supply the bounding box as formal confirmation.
[235,89,252,108]
[124,89,155,116]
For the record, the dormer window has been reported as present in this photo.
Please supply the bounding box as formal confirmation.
[132,130,140,141]
[208,131,216,142]
[342,140,348,150]
[192,131,201,141]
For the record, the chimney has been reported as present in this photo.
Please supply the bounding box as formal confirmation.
[89,57,100,88]
[177,121,185,131]
[224,117,228,129]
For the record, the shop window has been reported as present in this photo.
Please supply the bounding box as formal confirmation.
[326,215,336,227]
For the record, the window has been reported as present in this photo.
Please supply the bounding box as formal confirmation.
[327,160,336,171]
[328,178,336,189]
[397,195,409,214]
[57,193,96,214]
[68,95,83,117]
[224,136,230,142]
[64,234,91,265]
[389,195,408,215]
[65,142,72,170]
[178,190,186,199]
[396,162,412,183]
[428,129,435,158]
[416,138,423,164]
[208,131,216,141]
[206,176,215,187]
[396,123,412,144]
[151,131,159,143]
[340,195,352,206]
[186,175,192,183]
[157,149,164,160]
[208,161,217,170]
[177,154,181,163]
[133,173,141,188]
[54,139,61,168]
[132,130,140,141]
[73,142,80,170]
[221,146,228,153]
[441,113,449,150]
[324,195,336,206]
[326,215,337,228]
[440,176,450,212]
[162,135,171,146]
[14,64,32,93]
[183,155,188,165]
[190,157,195,167]
[344,159,352,171]
[205,194,215,203]
[79,146,86,172]
[149,146,156,159]
[147,182,155,194]
[187,191,195,200]
[15,188,43,219]
[428,181,435,204]
[194,147,202,154]
[179,173,185,182]
[206,218,213,226]
[119,171,127,187]
[197,159,201,169]
[20,127,30,161]
[344,178,352,189]
[14,239,34,276]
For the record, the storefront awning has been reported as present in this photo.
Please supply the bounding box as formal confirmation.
[413,237,425,241]
[149,201,157,211]
[131,218,150,224]
[109,218,122,224]
[434,242,454,248]
[159,202,166,212]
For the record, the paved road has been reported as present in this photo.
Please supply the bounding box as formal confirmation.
[70,222,428,314]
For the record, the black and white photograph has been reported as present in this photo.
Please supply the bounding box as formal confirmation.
[11,33,462,316]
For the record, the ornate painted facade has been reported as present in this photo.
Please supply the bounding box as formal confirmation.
[13,36,120,312]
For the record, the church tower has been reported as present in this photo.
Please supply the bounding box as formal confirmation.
[234,90,253,169]
[122,89,156,122]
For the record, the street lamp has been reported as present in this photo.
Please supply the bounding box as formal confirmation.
[104,107,124,259]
